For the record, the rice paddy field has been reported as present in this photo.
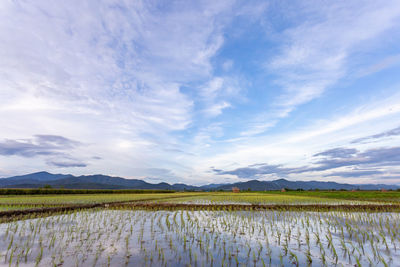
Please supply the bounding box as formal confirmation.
[0,191,400,266]
[151,193,386,205]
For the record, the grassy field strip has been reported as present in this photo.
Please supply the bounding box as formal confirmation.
[262,190,400,202]
[150,192,393,205]
[0,193,186,205]
[0,205,39,211]
[0,193,207,206]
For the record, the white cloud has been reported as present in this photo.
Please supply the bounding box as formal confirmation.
[268,0,400,115]
[231,0,400,140]
[198,91,400,183]
[203,102,231,117]
[0,0,234,179]
[198,76,242,118]
[1,0,400,185]
[355,54,400,78]
[222,60,234,71]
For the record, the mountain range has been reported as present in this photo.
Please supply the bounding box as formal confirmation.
[0,171,398,191]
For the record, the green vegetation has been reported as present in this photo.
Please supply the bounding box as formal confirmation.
[0,205,37,211]
[263,190,400,202]
[0,193,189,205]
[155,192,373,205]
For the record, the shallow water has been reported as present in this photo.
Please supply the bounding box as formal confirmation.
[0,209,399,266]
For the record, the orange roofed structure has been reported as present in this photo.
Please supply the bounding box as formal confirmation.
[232,187,240,193]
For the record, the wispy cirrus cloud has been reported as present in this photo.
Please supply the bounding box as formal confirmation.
[0,0,241,179]
[223,1,400,140]
[0,1,229,134]
[267,0,400,118]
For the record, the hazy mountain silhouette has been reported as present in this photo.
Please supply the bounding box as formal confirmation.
[0,172,397,190]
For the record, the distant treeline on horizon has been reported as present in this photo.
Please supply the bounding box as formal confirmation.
[0,188,175,195]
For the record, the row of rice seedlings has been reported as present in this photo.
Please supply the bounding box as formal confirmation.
[0,193,194,205]
[0,205,42,212]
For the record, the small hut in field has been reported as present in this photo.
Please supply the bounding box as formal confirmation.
[281,188,286,192]
[232,187,240,193]
[381,188,388,192]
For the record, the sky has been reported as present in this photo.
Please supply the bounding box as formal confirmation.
[1,0,400,185]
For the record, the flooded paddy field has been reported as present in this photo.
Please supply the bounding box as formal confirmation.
[0,191,400,266]
[1,209,399,266]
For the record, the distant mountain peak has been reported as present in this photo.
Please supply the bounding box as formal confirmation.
[33,171,51,174]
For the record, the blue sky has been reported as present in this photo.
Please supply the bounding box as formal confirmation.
[1,0,400,185]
